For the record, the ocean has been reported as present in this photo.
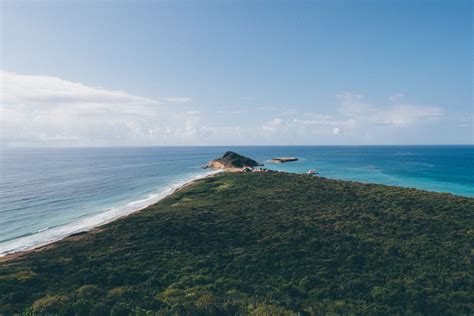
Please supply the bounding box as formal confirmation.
[0,145,472,256]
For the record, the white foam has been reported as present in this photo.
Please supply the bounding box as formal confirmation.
[0,170,220,257]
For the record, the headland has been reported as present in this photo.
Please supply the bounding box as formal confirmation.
[1,163,472,315]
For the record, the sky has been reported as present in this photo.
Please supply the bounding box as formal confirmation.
[0,0,472,146]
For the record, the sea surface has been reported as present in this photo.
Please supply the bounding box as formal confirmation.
[0,145,473,255]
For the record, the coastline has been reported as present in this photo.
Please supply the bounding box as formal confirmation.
[1,171,472,314]
[2,169,470,264]
[0,170,221,261]
[1,147,472,254]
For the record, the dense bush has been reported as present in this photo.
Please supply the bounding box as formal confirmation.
[0,172,473,315]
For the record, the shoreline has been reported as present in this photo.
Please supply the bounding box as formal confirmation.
[1,168,471,263]
[0,171,221,262]
[1,171,472,314]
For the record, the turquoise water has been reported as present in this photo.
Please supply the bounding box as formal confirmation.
[0,146,472,255]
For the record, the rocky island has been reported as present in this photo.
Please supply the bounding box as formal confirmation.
[270,157,298,163]
[206,151,262,171]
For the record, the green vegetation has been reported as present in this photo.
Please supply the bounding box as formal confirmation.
[0,172,473,315]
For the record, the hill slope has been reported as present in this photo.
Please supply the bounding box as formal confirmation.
[0,172,473,315]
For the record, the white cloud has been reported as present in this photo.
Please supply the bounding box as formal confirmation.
[262,118,286,132]
[0,71,458,146]
[2,71,156,108]
[215,109,248,115]
[163,97,192,104]
[388,93,405,103]
[256,106,278,111]
[256,92,449,144]
[261,115,349,139]
[337,92,442,127]
[303,112,332,119]
[332,127,342,135]
[0,71,203,146]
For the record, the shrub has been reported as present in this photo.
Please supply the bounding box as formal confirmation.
[31,295,71,315]
[110,302,132,316]
[250,304,298,316]
[76,284,103,300]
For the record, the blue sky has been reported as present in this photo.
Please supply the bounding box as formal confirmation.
[1,0,472,146]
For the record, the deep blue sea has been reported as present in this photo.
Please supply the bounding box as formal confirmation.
[0,146,472,255]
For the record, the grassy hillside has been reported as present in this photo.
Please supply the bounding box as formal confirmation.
[0,172,473,315]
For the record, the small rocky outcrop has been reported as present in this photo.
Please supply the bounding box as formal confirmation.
[207,151,262,170]
[270,157,298,163]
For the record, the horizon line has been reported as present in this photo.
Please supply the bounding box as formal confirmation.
[2,144,473,149]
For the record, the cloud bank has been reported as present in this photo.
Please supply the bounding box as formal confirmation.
[0,71,459,147]
[337,92,443,126]
[0,71,205,146]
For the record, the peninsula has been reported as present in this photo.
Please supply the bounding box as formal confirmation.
[0,171,472,315]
